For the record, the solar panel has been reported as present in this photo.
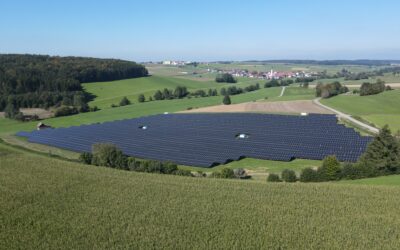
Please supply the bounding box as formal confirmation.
[16,113,373,167]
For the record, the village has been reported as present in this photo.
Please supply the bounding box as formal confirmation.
[213,68,314,80]
[160,60,315,80]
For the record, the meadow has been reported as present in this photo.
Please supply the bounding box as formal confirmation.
[83,75,262,109]
[1,145,400,249]
[313,73,400,86]
[321,89,400,131]
[338,175,400,186]
[0,85,284,135]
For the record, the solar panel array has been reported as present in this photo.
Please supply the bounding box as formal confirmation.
[16,113,373,167]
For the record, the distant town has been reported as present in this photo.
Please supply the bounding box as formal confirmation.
[158,60,314,80]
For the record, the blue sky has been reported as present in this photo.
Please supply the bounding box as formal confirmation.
[1,0,400,61]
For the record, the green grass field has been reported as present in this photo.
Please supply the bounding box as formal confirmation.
[321,89,400,132]
[312,73,400,86]
[0,86,284,135]
[83,75,262,109]
[338,175,400,186]
[1,145,400,249]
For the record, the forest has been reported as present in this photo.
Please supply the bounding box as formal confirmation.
[0,54,148,114]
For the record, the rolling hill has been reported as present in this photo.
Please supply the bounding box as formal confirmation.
[1,145,400,249]
[321,89,400,132]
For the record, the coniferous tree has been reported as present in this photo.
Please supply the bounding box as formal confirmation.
[359,125,400,174]
[318,155,341,181]
[223,95,231,105]
[119,97,131,106]
[153,90,163,100]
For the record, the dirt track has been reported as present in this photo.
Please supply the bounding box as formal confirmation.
[180,100,333,114]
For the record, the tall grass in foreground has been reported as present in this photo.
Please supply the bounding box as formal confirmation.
[1,149,400,249]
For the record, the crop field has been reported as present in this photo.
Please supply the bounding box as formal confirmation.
[321,89,400,131]
[1,145,400,249]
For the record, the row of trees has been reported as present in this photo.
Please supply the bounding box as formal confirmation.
[79,143,193,176]
[79,143,249,179]
[359,80,388,96]
[316,81,349,98]
[220,84,260,96]
[268,126,400,183]
[153,86,189,100]
[142,83,260,104]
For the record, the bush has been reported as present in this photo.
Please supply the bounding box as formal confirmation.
[162,162,178,174]
[299,168,319,182]
[220,168,235,178]
[54,106,78,117]
[223,95,231,105]
[267,173,281,182]
[119,97,131,106]
[216,73,236,83]
[340,163,363,180]
[91,143,127,169]
[79,152,93,164]
[90,106,99,112]
[209,168,235,179]
[138,94,145,103]
[316,82,348,98]
[173,169,193,176]
[281,169,297,182]
[264,79,280,88]
[233,168,248,179]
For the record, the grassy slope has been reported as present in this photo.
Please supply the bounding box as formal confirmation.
[338,175,400,186]
[83,75,261,109]
[0,86,284,135]
[1,147,400,249]
[321,89,400,131]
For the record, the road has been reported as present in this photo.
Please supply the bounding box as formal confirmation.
[313,97,379,134]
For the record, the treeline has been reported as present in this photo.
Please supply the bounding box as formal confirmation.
[151,86,219,101]
[0,54,148,116]
[215,73,237,83]
[79,143,249,179]
[269,125,400,183]
[131,83,261,105]
[220,83,260,96]
[316,81,348,98]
